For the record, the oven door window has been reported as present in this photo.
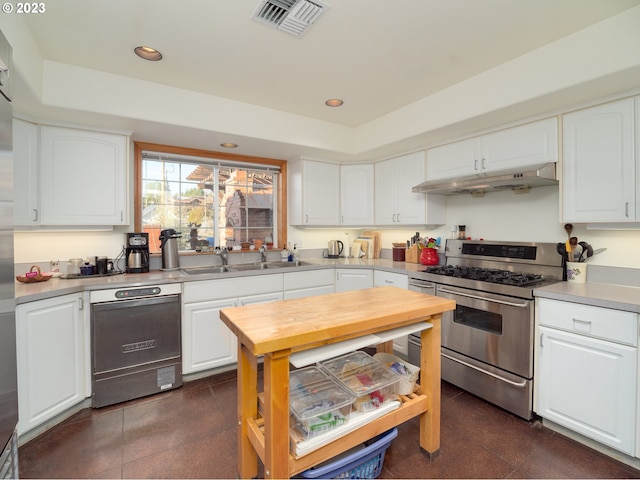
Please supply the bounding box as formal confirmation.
[453,304,502,335]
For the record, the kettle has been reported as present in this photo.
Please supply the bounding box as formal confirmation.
[325,240,344,258]
[159,229,182,270]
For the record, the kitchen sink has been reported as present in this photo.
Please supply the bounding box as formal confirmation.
[180,266,233,275]
[229,261,310,271]
[181,261,310,275]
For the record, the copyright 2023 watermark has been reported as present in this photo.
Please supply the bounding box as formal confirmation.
[2,2,46,13]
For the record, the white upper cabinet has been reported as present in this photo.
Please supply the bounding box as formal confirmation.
[340,164,374,225]
[39,126,128,225]
[13,119,40,225]
[289,159,340,226]
[563,97,637,223]
[14,123,129,227]
[428,118,558,181]
[375,151,445,226]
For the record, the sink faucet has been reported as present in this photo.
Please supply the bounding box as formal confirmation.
[215,246,229,266]
[259,246,267,263]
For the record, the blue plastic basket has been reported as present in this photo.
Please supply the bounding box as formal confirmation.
[300,428,398,479]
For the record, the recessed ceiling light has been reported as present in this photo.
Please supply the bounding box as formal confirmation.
[134,46,163,61]
[325,98,344,107]
[220,143,238,148]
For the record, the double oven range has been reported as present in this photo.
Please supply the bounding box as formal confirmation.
[408,239,563,419]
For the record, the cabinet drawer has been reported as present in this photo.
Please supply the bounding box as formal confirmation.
[283,269,334,290]
[537,298,637,346]
[184,274,284,302]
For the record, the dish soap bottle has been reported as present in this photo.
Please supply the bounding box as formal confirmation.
[292,244,299,263]
[280,245,288,262]
[287,242,293,262]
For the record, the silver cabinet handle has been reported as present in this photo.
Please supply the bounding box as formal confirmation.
[625,202,629,218]
[305,214,308,223]
[482,158,486,170]
[32,209,38,222]
[438,287,529,308]
[474,159,479,171]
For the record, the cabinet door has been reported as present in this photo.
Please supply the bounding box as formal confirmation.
[289,160,339,225]
[394,152,429,225]
[16,294,85,435]
[183,298,238,374]
[374,158,396,224]
[427,138,481,180]
[482,118,558,172]
[335,269,373,292]
[375,152,434,225]
[13,119,40,225]
[340,164,374,225]
[40,126,128,225]
[563,98,635,222]
[536,326,636,455]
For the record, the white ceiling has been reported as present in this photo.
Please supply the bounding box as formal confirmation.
[16,0,640,160]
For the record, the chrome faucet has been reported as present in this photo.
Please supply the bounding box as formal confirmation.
[259,246,267,263]
[215,246,229,266]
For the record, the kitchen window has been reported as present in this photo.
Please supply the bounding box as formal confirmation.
[134,142,287,254]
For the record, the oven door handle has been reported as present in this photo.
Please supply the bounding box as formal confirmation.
[442,353,528,388]
[437,287,529,308]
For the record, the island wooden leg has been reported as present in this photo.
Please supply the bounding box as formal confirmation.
[237,342,259,479]
[419,314,441,458]
[263,349,291,479]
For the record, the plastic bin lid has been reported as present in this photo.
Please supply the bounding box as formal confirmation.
[319,351,400,395]
[289,366,356,421]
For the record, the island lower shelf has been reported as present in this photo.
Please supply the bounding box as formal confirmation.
[251,391,429,477]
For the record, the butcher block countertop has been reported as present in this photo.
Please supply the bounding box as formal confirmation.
[220,286,455,479]
[221,286,455,356]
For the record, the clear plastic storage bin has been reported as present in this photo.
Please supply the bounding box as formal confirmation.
[289,366,356,440]
[319,351,400,412]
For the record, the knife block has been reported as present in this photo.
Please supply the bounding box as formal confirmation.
[405,245,419,263]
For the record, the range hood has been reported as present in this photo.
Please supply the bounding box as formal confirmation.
[412,162,558,196]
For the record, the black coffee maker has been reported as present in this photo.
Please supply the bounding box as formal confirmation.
[126,232,150,273]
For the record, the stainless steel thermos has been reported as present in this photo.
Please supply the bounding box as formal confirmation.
[159,229,182,270]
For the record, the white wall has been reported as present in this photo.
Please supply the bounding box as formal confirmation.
[15,184,640,269]
[288,185,640,269]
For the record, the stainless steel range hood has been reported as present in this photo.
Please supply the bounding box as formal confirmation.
[412,162,558,196]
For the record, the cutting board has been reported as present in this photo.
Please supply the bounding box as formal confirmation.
[362,230,381,258]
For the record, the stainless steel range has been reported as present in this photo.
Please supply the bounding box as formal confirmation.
[408,239,563,419]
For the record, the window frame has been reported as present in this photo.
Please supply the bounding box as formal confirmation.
[134,141,288,251]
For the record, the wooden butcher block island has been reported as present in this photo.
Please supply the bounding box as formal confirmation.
[220,286,455,479]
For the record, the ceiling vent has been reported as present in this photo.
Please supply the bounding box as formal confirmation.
[251,0,330,37]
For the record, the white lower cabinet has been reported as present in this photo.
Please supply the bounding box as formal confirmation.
[182,275,283,374]
[535,298,638,455]
[183,298,239,374]
[335,269,373,292]
[16,294,85,435]
[284,269,335,299]
[373,271,409,356]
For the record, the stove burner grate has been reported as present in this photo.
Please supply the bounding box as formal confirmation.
[424,265,544,287]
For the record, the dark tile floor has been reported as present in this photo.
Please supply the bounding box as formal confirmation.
[19,371,640,479]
